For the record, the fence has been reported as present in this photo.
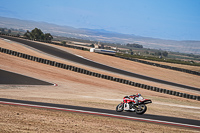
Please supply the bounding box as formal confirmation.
[0,33,199,76]
[0,47,199,101]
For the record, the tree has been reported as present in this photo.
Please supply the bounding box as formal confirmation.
[130,51,134,55]
[155,51,162,56]
[30,28,44,40]
[44,33,53,41]
[145,51,149,54]
[101,44,105,49]
[126,43,143,48]
[162,51,168,57]
[8,29,11,34]
[0,28,5,33]
[16,33,20,37]
[24,30,31,39]
[90,44,95,47]
[23,28,53,42]
[61,41,66,45]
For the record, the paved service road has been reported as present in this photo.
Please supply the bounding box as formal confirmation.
[0,69,53,85]
[0,35,199,91]
[0,98,199,129]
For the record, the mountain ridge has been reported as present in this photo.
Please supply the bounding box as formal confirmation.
[0,16,200,54]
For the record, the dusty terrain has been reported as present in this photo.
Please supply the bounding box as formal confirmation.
[0,104,198,133]
[138,58,200,72]
[0,38,200,132]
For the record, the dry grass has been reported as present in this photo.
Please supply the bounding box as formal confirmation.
[0,104,199,133]
[0,38,200,132]
[138,58,200,72]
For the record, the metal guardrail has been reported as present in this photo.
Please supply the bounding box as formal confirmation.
[115,56,200,76]
[0,33,199,76]
[0,47,199,101]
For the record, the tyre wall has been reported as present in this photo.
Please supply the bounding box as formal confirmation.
[0,47,199,101]
[115,56,200,76]
[0,33,199,76]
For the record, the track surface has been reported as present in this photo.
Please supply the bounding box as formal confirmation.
[0,69,53,85]
[0,98,199,129]
[1,35,199,91]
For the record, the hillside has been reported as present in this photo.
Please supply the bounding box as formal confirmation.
[0,16,200,54]
[0,34,200,132]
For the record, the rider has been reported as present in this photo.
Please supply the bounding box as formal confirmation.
[128,93,142,104]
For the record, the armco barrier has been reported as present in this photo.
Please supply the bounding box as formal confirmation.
[156,87,160,92]
[83,70,87,75]
[131,81,135,86]
[159,88,163,93]
[175,91,179,96]
[172,91,176,95]
[169,90,173,95]
[146,86,151,90]
[2,48,6,53]
[189,95,194,99]
[1,33,199,75]
[0,46,199,101]
[115,56,200,76]
[63,64,67,69]
[197,96,200,101]
[167,90,171,94]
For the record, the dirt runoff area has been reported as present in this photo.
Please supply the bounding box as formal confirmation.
[0,38,200,132]
[0,104,198,133]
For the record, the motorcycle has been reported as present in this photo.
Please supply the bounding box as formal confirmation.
[116,95,152,115]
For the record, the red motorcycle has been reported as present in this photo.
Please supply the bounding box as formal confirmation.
[116,95,152,114]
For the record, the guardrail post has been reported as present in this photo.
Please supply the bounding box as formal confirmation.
[174,92,179,96]
[27,55,30,60]
[83,70,87,74]
[143,85,147,89]
[1,48,4,52]
[29,56,33,60]
[197,96,200,101]
[128,81,133,85]
[146,86,150,90]
[150,86,153,91]
[8,50,11,54]
[96,73,101,78]
[140,84,144,88]
[86,70,90,75]
[6,49,10,54]
[159,88,163,93]
[49,61,54,66]
[55,62,60,67]
[156,87,160,92]
[153,87,157,91]
[184,93,188,98]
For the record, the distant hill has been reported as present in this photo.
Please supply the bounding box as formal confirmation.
[0,16,199,54]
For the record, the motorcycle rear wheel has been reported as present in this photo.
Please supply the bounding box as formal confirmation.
[135,104,147,114]
[116,103,124,112]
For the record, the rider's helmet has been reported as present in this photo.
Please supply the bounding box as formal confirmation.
[136,93,141,97]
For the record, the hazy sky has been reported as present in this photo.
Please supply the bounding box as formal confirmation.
[0,0,199,40]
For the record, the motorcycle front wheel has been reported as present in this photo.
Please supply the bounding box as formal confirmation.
[135,104,147,115]
[116,103,124,112]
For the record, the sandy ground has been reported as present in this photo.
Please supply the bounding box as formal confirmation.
[0,38,200,132]
[138,58,200,72]
[1,38,199,94]
[0,104,199,133]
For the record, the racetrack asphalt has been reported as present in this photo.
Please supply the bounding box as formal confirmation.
[0,35,199,92]
[0,69,53,85]
[0,98,199,129]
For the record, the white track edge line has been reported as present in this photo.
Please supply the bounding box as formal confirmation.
[0,101,199,129]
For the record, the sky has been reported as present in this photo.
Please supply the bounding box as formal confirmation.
[0,0,200,40]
